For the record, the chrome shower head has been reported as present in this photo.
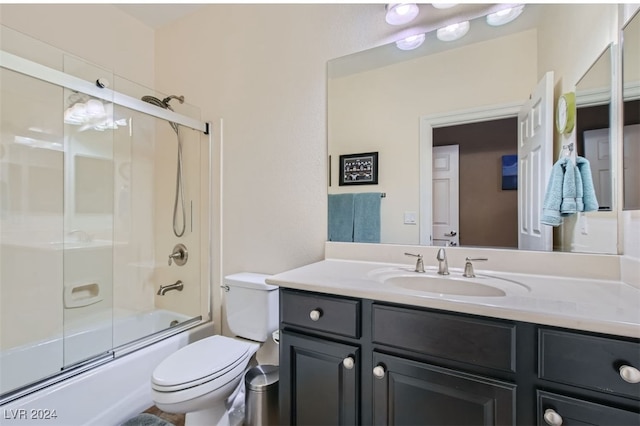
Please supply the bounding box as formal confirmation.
[162,95,185,105]
[141,94,184,112]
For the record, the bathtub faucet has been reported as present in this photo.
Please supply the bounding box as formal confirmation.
[158,280,184,295]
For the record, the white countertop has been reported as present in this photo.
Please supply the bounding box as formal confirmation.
[267,259,640,339]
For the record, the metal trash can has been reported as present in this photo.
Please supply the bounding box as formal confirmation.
[245,365,279,425]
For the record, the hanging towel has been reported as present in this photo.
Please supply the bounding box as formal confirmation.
[542,158,569,227]
[328,194,354,242]
[353,192,381,243]
[576,156,599,212]
[560,159,578,215]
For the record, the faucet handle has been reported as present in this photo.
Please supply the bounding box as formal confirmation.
[404,252,425,273]
[168,243,188,266]
[463,257,488,278]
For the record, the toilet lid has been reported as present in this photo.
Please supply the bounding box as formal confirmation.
[152,335,252,388]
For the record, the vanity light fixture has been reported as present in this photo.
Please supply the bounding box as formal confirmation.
[486,5,525,27]
[436,21,470,42]
[385,3,420,26]
[395,33,426,50]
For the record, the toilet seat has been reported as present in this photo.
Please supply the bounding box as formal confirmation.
[152,335,253,392]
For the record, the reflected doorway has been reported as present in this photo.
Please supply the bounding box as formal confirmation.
[433,118,518,248]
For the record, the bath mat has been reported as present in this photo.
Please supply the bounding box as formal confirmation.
[121,413,175,426]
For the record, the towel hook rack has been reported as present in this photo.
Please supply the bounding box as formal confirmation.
[562,143,574,156]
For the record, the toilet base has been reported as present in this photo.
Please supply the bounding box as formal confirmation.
[185,400,229,426]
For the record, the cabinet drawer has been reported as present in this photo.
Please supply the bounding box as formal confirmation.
[537,390,640,426]
[539,328,640,400]
[372,304,516,372]
[280,289,360,338]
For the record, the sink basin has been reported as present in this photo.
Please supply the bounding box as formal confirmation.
[387,276,507,297]
[368,267,530,297]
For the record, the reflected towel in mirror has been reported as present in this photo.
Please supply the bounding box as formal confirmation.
[328,193,355,242]
[576,156,599,212]
[353,192,381,243]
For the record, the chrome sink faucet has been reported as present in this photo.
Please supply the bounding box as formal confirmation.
[404,252,425,273]
[436,248,449,275]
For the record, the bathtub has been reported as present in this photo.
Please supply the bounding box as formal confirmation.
[0,310,213,425]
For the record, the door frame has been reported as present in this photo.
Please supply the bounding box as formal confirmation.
[419,102,522,245]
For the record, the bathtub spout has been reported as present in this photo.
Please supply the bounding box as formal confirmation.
[158,280,184,296]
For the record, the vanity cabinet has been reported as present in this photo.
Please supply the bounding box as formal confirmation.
[279,290,362,425]
[279,288,640,426]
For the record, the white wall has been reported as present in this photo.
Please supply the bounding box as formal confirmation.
[0,4,155,88]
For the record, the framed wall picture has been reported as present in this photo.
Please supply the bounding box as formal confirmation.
[339,152,378,185]
[501,154,518,190]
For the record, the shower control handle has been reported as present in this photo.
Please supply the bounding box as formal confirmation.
[168,244,188,266]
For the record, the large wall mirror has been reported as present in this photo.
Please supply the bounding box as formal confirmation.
[622,10,640,210]
[328,4,621,254]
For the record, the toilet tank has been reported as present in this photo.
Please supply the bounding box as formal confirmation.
[224,272,279,342]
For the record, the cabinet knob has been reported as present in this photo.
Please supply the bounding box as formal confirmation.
[619,365,640,384]
[343,356,355,370]
[373,365,386,379]
[309,309,322,321]
[543,409,563,426]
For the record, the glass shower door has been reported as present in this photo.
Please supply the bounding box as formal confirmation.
[61,55,115,368]
[0,66,66,393]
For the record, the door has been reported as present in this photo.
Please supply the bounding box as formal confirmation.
[583,128,611,210]
[280,330,359,426]
[432,145,460,246]
[372,352,515,425]
[518,71,554,251]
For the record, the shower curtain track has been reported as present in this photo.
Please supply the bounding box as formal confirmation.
[0,50,209,135]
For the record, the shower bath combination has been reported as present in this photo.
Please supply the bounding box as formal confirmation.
[141,94,187,238]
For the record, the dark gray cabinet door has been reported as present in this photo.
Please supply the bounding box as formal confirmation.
[372,352,516,426]
[280,330,359,426]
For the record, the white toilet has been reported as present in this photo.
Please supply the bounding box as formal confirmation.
[151,273,279,426]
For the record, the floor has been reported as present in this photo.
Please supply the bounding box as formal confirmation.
[144,405,185,426]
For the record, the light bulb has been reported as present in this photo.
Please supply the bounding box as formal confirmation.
[386,3,420,25]
[486,5,524,26]
[432,3,457,9]
[395,33,426,50]
[436,21,470,42]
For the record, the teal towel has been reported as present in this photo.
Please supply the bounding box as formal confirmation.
[576,156,599,211]
[353,192,381,243]
[328,194,354,242]
[560,159,577,215]
[575,162,584,212]
[542,158,569,227]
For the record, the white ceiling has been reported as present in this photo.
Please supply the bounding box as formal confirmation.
[114,3,512,31]
[115,4,206,29]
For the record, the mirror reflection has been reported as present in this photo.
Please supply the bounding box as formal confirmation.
[623,11,640,210]
[328,4,619,254]
[575,45,612,212]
